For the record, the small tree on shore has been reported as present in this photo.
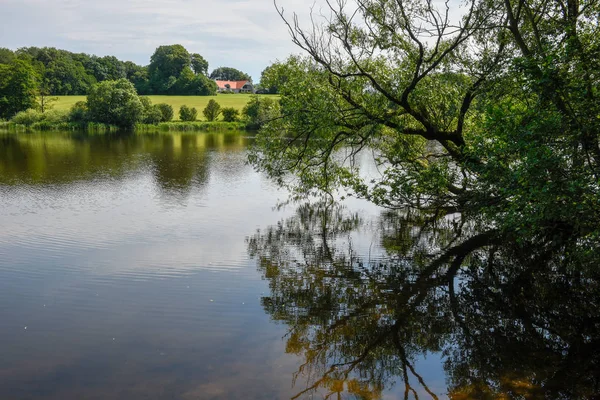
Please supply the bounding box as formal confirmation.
[203,99,221,121]
[221,107,239,122]
[179,105,197,121]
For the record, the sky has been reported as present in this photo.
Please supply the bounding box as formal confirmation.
[0,0,316,81]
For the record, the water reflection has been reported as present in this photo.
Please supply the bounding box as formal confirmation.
[0,131,249,200]
[2,131,597,398]
[248,201,600,399]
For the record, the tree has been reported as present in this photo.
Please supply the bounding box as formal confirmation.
[148,44,191,94]
[37,79,57,113]
[250,0,600,273]
[179,105,198,121]
[86,79,144,128]
[124,61,150,94]
[172,67,217,95]
[259,60,294,94]
[0,59,39,119]
[15,48,98,95]
[203,99,221,121]
[209,66,252,82]
[191,53,209,76]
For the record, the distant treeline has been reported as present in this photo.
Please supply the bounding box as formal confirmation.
[0,45,251,97]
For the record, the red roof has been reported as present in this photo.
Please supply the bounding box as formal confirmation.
[215,80,250,90]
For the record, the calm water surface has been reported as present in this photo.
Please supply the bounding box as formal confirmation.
[0,132,441,399]
[1,131,597,399]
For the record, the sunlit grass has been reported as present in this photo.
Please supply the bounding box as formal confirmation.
[52,94,279,121]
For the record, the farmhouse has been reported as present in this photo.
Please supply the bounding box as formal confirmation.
[215,80,255,93]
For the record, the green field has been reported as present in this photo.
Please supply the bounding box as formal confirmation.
[53,94,279,121]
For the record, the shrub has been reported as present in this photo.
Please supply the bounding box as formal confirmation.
[179,105,198,121]
[155,103,174,122]
[143,105,163,124]
[221,107,239,122]
[43,109,69,124]
[203,99,222,121]
[68,101,89,124]
[11,109,44,126]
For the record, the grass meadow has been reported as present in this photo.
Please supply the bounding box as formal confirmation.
[52,94,279,121]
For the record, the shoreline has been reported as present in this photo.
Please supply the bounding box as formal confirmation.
[0,120,250,133]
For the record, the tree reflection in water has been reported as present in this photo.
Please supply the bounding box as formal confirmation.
[247,202,600,399]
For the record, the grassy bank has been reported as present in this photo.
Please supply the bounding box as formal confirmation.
[52,94,279,121]
[0,120,248,133]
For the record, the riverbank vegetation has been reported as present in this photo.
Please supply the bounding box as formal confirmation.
[1,78,278,132]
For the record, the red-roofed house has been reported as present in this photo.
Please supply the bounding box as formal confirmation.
[215,80,255,93]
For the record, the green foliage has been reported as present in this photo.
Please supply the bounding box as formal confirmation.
[144,106,163,125]
[86,79,144,128]
[250,0,600,274]
[37,82,58,113]
[147,45,214,95]
[173,67,217,95]
[138,97,163,125]
[0,48,15,64]
[68,101,89,124]
[2,46,218,97]
[203,99,221,121]
[44,57,97,95]
[11,108,44,126]
[155,103,174,122]
[10,108,68,127]
[148,45,191,91]
[242,95,280,130]
[221,107,239,122]
[179,105,198,121]
[209,67,251,82]
[0,58,39,119]
[259,61,291,94]
[124,61,150,94]
[42,109,69,124]
[191,53,209,76]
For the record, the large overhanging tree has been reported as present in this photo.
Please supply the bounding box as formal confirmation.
[250,0,600,267]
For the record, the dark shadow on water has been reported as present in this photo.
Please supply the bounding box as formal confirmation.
[247,201,600,399]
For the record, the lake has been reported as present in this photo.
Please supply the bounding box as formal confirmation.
[0,131,597,399]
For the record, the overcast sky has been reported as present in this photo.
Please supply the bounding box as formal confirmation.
[0,0,316,81]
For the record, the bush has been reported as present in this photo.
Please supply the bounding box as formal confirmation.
[68,101,89,124]
[179,105,198,121]
[155,103,174,122]
[42,109,69,124]
[203,99,222,121]
[221,107,239,122]
[87,79,144,128]
[143,105,163,124]
[11,109,44,126]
